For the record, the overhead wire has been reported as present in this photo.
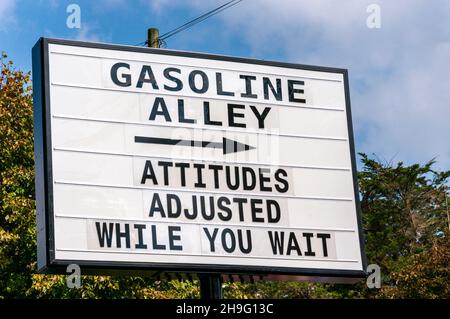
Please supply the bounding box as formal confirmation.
[138,0,244,47]
[159,0,243,41]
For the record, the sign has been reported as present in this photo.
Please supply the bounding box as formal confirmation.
[33,38,366,281]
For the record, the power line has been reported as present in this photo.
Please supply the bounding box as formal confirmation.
[140,0,244,47]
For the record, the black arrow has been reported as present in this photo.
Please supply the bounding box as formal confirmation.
[134,136,255,154]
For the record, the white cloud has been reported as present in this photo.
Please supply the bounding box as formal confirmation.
[207,0,450,169]
[0,0,15,15]
[0,0,16,31]
[98,0,127,8]
[73,24,102,42]
[141,0,216,17]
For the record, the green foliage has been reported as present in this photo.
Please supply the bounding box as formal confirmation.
[26,275,199,299]
[223,281,335,299]
[358,153,450,290]
[0,52,36,298]
[0,54,448,299]
[379,236,450,298]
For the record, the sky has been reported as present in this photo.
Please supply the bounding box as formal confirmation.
[1,0,449,171]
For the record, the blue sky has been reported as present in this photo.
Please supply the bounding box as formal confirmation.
[1,0,449,171]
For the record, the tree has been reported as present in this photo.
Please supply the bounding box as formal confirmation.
[0,52,35,297]
[357,153,450,298]
[379,236,450,298]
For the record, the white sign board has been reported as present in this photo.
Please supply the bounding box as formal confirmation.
[33,38,366,281]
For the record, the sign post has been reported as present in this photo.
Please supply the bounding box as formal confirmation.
[199,274,223,299]
[32,37,366,295]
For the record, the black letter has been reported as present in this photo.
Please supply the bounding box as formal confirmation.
[167,193,181,218]
[158,161,173,186]
[267,200,281,223]
[185,195,198,220]
[115,223,130,248]
[168,226,183,251]
[175,162,190,187]
[303,233,316,256]
[275,169,289,193]
[287,232,301,256]
[250,198,264,223]
[317,233,331,257]
[96,222,114,248]
[249,105,271,129]
[163,67,183,91]
[134,224,147,249]
[228,104,246,128]
[178,99,196,124]
[217,197,232,221]
[209,164,223,189]
[194,164,206,188]
[240,75,257,98]
[149,97,171,122]
[204,101,222,126]
[238,229,252,254]
[111,62,131,87]
[288,80,306,103]
[203,227,218,252]
[200,195,215,220]
[141,160,158,185]
[233,197,247,222]
[225,166,240,190]
[263,77,282,100]
[242,166,256,190]
[259,168,272,192]
[216,72,234,96]
[149,193,166,217]
[221,228,236,253]
[137,65,159,89]
[151,225,166,250]
[268,231,284,255]
[189,70,209,94]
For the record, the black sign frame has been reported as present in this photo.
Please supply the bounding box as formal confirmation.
[32,37,367,282]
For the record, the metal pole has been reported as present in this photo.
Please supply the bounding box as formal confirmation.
[199,274,223,299]
[147,28,160,48]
